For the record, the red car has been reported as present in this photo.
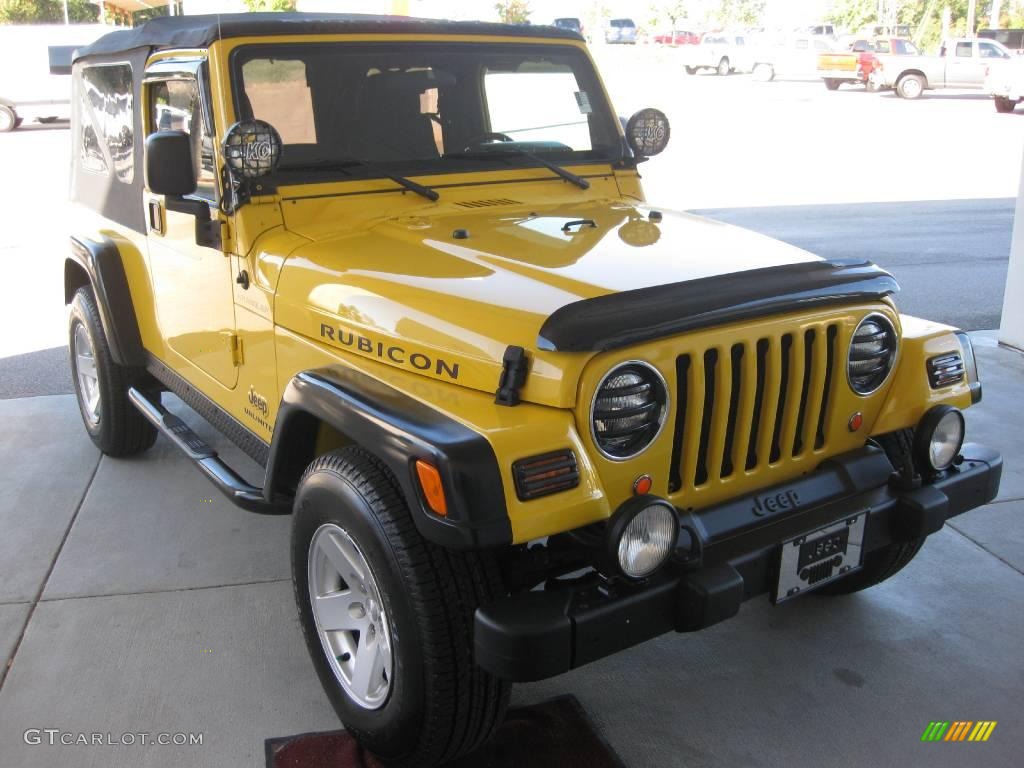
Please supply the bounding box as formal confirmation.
[653,30,699,46]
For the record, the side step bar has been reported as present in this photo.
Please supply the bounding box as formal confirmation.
[128,387,291,515]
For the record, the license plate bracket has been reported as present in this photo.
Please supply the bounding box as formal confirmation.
[775,514,866,603]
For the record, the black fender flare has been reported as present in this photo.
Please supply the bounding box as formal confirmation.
[65,235,146,367]
[266,367,513,551]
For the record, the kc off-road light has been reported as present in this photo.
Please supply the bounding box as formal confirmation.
[914,405,965,472]
[607,497,679,579]
[591,361,668,460]
[848,313,898,395]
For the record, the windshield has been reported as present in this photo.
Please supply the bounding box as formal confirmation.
[232,42,622,181]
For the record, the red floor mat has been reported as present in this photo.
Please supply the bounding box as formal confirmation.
[266,695,626,768]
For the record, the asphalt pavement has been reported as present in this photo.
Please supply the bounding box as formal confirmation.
[694,198,1015,331]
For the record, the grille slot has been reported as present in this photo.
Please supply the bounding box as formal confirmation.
[669,323,840,492]
[927,352,965,389]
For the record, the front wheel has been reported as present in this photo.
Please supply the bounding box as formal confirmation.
[896,73,925,99]
[717,57,731,76]
[292,447,510,767]
[994,96,1018,113]
[0,104,17,132]
[824,78,841,91]
[752,63,774,82]
[685,65,698,75]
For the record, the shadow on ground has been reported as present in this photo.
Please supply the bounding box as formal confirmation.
[0,346,72,400]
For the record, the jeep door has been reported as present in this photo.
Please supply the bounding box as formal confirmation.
[143,60,239,389]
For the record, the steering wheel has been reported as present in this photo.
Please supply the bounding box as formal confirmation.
[462,132,514,152]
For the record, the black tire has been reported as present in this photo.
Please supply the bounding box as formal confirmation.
[0,104,17,132]
[994,96,1017,114]
[753,63,775,82]
[896,73,925,99]
[69,287,157,456]
[38,116,59,124]
[818,428,924,595]
[717,57,731,76]
[824,78,841,91]
[291,447,510,767]
[685,65,698,75]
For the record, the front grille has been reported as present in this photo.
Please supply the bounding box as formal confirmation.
[669,323,840,492]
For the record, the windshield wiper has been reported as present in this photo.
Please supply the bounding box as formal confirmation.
[462,147,590,190]
[278,157,439,201]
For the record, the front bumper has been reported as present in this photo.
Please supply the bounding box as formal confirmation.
[474,443,1002,682]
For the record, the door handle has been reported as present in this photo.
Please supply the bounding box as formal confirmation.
[148,199,164,235]
[562,219,597,233]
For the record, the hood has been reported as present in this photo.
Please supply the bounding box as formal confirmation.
[273,200,829,407]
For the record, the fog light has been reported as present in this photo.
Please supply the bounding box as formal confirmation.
[914,406,965,472]
[607,498,678,579]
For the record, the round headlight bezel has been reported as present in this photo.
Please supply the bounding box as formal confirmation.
[914,405,965,472]
[590,360,669,462]
[847,312,899,396]
[606,497,679,580]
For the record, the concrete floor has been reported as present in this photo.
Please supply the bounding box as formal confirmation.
[0,338,1020,767]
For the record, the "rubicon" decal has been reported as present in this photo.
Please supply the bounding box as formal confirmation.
[319,323,461,381]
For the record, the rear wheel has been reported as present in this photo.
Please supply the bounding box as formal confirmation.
[685,65,698,75]
[994,96,1017,113]
[68,287,157,456]
[717,57,731,76]
[824,78,841,91]
[896,73,925,99]
[292,447,510,767]
[0,105,17,132]
[818,429,925,595]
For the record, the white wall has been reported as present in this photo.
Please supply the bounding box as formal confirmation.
[999,148,1024,351]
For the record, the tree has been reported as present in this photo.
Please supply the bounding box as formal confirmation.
[649,1,689,31]
[710,0,765,27]
[495,0,530,24]
[0,0,98,24]
[243,0,297,11]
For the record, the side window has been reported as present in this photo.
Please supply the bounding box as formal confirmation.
[79,63,133,182]
[852,40,868,52]
[955,42,973,57]
[875,40,891,53]
[149,78,217,201]
[979,42,1009,59]
[241,58,316,144]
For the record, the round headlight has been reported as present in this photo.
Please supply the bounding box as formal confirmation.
[591,361,668,460]
[608,499,679,579]
[848,314,898,395]
[914,405,965,472]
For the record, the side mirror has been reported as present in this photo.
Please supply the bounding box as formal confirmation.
[145,131,197,196]
[144,130,221,250]
[624,108,671,159]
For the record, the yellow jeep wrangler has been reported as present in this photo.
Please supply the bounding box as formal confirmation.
[65,13,1000,766]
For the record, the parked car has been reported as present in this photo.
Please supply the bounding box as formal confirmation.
[552,17,583,37]
[683,33,753,75]
[66,11,999,768]
[980,27,1024,54]
[817,37,919,91]
[984,54,1024,112]
[653,29,699,46]
[752,35,835,81]
[872,37,1014,98]
[605,18,637,44]
[0,23,108,132]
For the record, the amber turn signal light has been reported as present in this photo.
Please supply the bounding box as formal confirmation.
[415,459,447,517]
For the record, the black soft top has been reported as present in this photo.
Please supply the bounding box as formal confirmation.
[74,12,582,61]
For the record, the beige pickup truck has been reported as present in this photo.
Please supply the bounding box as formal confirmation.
[872,37,1014,98]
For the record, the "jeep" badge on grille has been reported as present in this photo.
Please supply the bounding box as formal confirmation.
[751,489,801,517]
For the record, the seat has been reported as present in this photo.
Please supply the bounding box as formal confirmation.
[350,71,443,161]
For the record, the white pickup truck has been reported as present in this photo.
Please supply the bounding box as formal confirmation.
[985,55,1024,112]
[683,33,754,76]
[871,37,1014,98]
